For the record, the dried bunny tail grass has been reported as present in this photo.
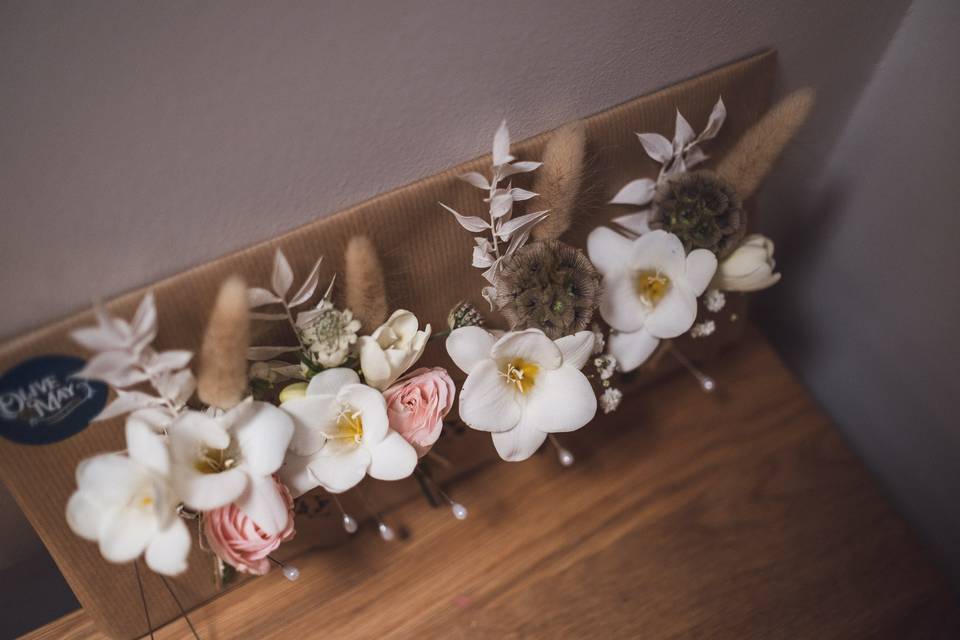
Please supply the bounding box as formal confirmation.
[345,235,388,330]
[716,87,815,199]
[198,276,250,410]
[531,119,587,241]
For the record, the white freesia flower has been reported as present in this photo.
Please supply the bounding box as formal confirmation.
[588,228,717,372]
[167,399,294,535]
[66,417,190,575]
[279,368,417,495]
[359,310,431,390]
[712,234,781,292]
[446,327,597,462]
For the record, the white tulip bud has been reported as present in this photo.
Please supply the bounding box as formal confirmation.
[712,234,781,292]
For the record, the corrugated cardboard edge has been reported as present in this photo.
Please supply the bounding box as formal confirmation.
[0,50,776,638]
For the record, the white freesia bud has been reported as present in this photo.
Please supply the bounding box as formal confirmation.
[358,310,431,390]
[712,234,781,292]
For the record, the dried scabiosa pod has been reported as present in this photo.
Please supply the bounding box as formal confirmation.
[495,240,601,339]
[650,170,745,258]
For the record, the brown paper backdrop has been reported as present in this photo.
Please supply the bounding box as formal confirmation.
[0,50,775,638]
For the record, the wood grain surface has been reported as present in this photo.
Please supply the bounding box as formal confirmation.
[25,329,960,639]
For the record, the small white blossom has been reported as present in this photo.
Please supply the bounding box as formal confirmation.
[299,301,361,368]
[690,320,716,339]
[591,324,606,354]
[600,387,623,414]
[593,354,617,381]
[704,289,726,313]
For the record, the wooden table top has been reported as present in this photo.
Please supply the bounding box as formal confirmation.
[25,330,960,639]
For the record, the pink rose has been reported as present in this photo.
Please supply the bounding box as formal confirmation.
[203,477,296,575]
[383,367,455,456]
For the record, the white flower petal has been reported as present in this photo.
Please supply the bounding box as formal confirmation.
[459,359,522,433]
[282,395,337,456]
[685,249,718,297]
[524,366,597,433]
[75,454,143,506]
[278,453,318,498]
[144,518,190,576]
[125,416,170,477]
[173,467,247,511]
[358,336,392,388]
[339,383,389,447]
[234,474,289,537]
[609,329,660,372]
[554,332,596,371]
[98,506,157,563]
[599,271,648,333]
[305,368,360,396]
[66,492,105,541]
[368,430,417,481]
[491,329,562,370]
[630,230,686,277]
[587,227,634,275]
[644,288,698,339]
[491,423,547,462]
[169,411,230,463]
[230,402,294,475]
[445,326,495,374]
[307,447,371,494]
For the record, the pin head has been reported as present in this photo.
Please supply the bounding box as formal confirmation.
[558,448,575,467]
[451,502,468,520]
[378,522,395,541]
[342,514,358,534]
[282,565,300,581]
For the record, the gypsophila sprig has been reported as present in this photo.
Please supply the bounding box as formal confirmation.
[704,289,726,313]
[441,120,549,308]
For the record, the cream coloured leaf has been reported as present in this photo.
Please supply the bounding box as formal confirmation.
[609,178,655,206]
[458,172,490,190]
[699,96,726,141]
[441,203,489,232]
[674,110,695,150]
[492,120,515,166]
[289,256,324,307]
[497,210,549,242]
[637,133,673,163]
[247,345,300,361]
[271,249,294,299]
[247,287,282,308]
[497,161,542,179]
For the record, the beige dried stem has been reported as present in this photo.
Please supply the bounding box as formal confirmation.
[716,87,815,200]
[197,276,250,410]
[531,119,587,241]
[345,235,388,330]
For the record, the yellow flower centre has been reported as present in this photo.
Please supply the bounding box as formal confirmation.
[333,407,364,444]
[634,269,671,308]
[140,496,154,507]
[502,359,539,394]
[194,448,238,474]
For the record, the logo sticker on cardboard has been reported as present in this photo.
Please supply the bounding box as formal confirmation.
[0,356,107,445]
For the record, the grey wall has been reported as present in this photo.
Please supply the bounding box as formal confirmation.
[4,0,956,629]
[759,0,960,582]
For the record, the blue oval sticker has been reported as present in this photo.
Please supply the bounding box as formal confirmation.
[0,356,108,445]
